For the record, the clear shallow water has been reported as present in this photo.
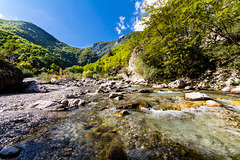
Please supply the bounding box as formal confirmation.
[15,85,240,160]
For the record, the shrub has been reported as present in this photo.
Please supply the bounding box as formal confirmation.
[82,70,94,78]
[22,68,34,77]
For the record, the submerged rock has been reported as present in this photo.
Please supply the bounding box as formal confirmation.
[165,102,199,111]
[231,101,240,106]
[185,92,212,101]
[0,146,21,158]
[116,101,151,110]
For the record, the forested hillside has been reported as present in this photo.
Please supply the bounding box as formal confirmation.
[89,32,140,58]
[0,19,98,67]
[0,29,61,73]
[83,0,240,82]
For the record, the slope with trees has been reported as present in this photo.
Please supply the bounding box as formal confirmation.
[82,0,240,83]
[0,19,98,67]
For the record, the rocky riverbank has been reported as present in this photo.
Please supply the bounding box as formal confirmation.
[0,76,240,159]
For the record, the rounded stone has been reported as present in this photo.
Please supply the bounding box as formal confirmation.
[0,146,21,158]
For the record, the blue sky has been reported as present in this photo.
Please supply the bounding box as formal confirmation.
[0,0,155,48]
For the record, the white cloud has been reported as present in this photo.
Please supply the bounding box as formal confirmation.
[116,27,122,34]
[134,1,142,15]
[116,16,128,34]
[119,16,125,24]
[0,13,5,19]
[132,0,160,32]
[132,17,145,31]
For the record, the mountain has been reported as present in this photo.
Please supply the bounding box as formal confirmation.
[89,32,140,58]
[0,19,98,67]
[0,29,61,72]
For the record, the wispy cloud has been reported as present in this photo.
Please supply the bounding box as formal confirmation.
[0,13,5,19]
[114,0,159,35]
[116,27,122,34]
[132,17,145,31]
[116,16,128,34]
[131,0,159,32]
[134,1,142,15]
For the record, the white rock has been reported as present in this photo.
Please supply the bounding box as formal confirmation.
[231,86,240,94]
[168,80,185,88]
[152,84,168,89]
[185,92,212,101]
[206,100,222,107]
[27,100,64,111]
[221,87,231,92]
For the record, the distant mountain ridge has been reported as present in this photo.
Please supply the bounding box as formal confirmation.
[89,32,140,58]
[0,19,139,67]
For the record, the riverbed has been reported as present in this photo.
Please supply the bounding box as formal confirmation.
[0,79,240,160]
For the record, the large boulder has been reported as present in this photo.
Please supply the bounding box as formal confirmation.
[0,59,23,94]
[168,80,185,89]
[185,92,212,101]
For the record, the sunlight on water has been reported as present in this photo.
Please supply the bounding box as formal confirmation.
[17,86,240,159]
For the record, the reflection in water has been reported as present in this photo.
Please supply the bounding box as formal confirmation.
[16,85,240,159]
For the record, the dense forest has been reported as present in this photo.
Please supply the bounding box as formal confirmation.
[81,0,240,82]
[0,29,61,74]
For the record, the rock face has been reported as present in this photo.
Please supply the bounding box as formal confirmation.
[185,92,212,101]
[168,80,185,89]
[0,59,23,94]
